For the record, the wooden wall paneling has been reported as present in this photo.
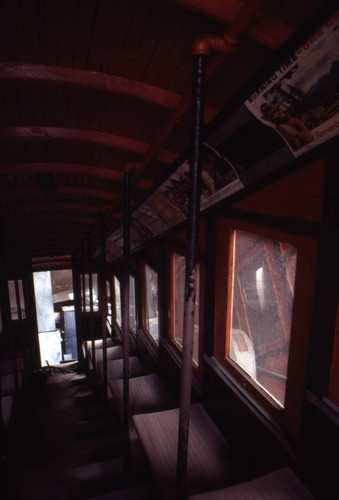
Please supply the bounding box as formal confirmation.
[66,87,84,128]
[119,0,157,81]
[44,0,60,66]
[3,0,26,62]
[213,219,231,359]
[57,0,78,68]
[154,13,201,92]
[71,0,99,70]
[139,1,174,81]
[2,83,20,125]
[142,7,189,87]
[86,0,117,72]
[0,8,10,61]
[20,0,40,64]
[283,236,318,437]
[101,0,137,75]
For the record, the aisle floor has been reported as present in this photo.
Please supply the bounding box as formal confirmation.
[2,365,154,500]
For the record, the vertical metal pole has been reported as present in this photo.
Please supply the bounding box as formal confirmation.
[101,213,108,403]
[122,170,131,431]
[176,53,206,499]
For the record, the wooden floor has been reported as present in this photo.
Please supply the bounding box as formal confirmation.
[2,346,317,500]
[2,365,155,500]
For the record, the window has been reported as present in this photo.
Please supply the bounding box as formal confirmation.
[172,252,200,365]
[129,275,137,333]
[228,230,297,406]
[106,280,112,326]
[144,264,159,343]
[81,274,85,312]
[214,219,317,435]
[114,276,122,327]
[8,279,26,320]
[83,273,99,313]
[91,274,99,312]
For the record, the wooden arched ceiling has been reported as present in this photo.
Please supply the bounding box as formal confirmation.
[0,0,327,260]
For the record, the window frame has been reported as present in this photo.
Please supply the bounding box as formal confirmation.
[113,274,122,328]
[81,272,101,315]
[141,260,160,348]
[106,278,112,331]
[129,273,138,336]
[7,278,27,322]
[214,218,318,436]
[169,248,205,374]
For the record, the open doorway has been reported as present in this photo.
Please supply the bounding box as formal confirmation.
[33,269,78,367]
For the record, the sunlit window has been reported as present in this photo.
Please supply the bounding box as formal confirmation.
[114,276,122,327]
[172,253,200,365]
[145,264,159,343]
[8,279,26,320]
[92,274,99,312]
[129,275,137,333]
[229,230,297,406]
[106,280,112,326]
[84,273,99,312]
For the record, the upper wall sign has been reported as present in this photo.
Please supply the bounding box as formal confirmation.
[245,11,339,157]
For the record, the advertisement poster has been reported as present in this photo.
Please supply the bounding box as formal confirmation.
[132,143,243,244]
[245,11,339,157]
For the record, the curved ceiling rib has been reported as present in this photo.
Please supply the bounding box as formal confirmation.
[0,62,181,108]
[0,163,153,189]
[0,186,117,202]
[2,202,103,216]
[0,127,178,164]
[12,214,99,226]
[0,63,217,122]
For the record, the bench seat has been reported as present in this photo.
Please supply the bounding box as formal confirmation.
[132,403,232,499]
[187,467,315,499]
[108,373,176,423]
[96,357,144,385]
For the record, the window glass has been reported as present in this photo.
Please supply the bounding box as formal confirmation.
[106,280,112,325]
[84,273,99,312]
[173,253,200,365]
[129,275,137,332]
[145,264,159,343]
[92,274,99,312]
[8,281,18,320]
[114,276,122,327]
[18,280,26,319]
[229,230,297,406]
[80,274,85,312]
[84,274,90,312]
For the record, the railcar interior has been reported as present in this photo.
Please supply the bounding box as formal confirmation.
[0,1,338,499]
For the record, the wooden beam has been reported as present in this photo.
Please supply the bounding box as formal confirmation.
[0,163,153,189]
[0,127,178,164]
[9,214,98,226]
[0,63,181,109]
[1,202,103,215]
[0,186,117,202]
[0,63,217,121]
[170,0,293,49]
